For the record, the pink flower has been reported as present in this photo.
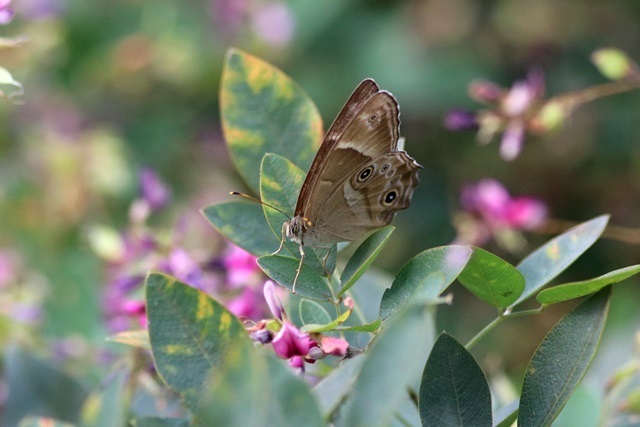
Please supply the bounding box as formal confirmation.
[271,321,316,359]
[319,336,349,357]
[461,179,547,230]
[457,179,548,247]
[263,280,284,320]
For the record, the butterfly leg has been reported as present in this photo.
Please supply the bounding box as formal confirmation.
[272,223,287,256]
[321,246,332,276]
[292,244,305,294]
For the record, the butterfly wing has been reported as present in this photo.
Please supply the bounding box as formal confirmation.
[296,79,421,244]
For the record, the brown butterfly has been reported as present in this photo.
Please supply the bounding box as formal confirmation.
[277,79,422,292]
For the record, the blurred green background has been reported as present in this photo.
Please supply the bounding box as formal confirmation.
[1,0,639,409]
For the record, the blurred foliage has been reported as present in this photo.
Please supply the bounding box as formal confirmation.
[1,0,640,424]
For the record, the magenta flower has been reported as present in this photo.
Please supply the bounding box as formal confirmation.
[272,321,316,360]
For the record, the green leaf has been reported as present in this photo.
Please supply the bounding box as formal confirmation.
[5,347,88,426]
[132,418,189,427]
[107,329,150,350]
[81,368,128,427]
[457,247,525,309]
[260,153,336,274]
[18,417,76,427]
[199,356,325,427]
[537,264,640,305]
[513,215,609,306]
[299,299,332,326]
[202,201,276,257]
[146,273,253,415]
[419,332,491,427]
[313,356,366,417]
[257,255,332,300]
[342,304,436,427]
[335,319,381,332]
[220,48,323,193]
[339,226,395,297]
[519,287,611,427]
[379,246,472,320]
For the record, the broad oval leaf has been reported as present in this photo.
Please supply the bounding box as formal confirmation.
[380,246,472,320]
[260,153,336,275]
[145,273,253,414]
[338,226,395,297]
[220,48,323,193]
[263,357,325,427]
[513,215,609,306]
[299,299,332,326]
[519,287,611,427]
[537,264,640,305]
[342,304,436,427]
[419,332,492,427]
[202,201,276,256]
[313,356,366,417]
[5,347,88,426]
[257,255,332,300]
[457,247,525,309]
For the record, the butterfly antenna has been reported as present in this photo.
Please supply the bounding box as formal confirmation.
[229,192,292,220]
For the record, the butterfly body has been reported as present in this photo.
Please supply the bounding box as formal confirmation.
[281,79,421,291]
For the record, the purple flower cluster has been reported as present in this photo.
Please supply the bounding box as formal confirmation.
[446,69,546,161]
[100,168,268,332]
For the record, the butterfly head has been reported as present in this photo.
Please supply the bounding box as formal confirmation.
[284,216,314,245]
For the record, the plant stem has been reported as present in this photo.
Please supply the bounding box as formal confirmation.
[466,316,504,350]
[465,306,545,349]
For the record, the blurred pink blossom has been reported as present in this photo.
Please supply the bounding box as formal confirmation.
[457,178,548,247]
[223,244,260,288]
[0,0,14,24]
[252,2,295,46]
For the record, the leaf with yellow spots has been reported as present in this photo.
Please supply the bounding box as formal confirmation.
[221,48,323,193]
[513,215,609,307]
[145,273,253,415]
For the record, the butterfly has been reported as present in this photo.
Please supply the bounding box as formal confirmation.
[276,79,422,292]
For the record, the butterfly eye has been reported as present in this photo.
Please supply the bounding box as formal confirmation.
[292,225,300,234]
[383,190,397,205]
[358,166,374,182]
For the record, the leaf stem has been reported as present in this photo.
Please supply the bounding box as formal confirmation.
[465,306,545,349]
